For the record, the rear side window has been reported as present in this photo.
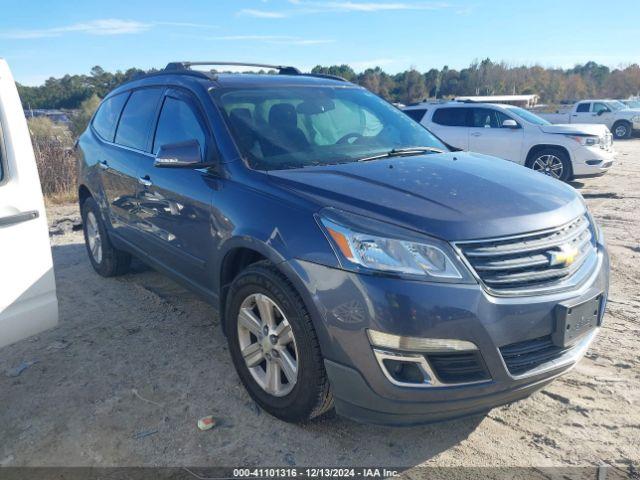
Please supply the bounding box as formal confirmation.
[576,103,590,113]
[115,88,163,151]
[404,109,427,122]
[432,107,469,127]
[153,97,207,155]
[92,93,129,142]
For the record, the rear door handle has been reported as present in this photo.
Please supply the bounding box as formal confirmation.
[0,210,39,227]
[98,160,109,170]
[471,132,482,137]
[138,175,153,187]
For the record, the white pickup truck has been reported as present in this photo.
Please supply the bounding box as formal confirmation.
[535,100,640,139]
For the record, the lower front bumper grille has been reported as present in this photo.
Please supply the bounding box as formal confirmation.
[427,352,490,384]
[500,335,571,376]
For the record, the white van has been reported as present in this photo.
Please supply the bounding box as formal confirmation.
[0,59,58,348]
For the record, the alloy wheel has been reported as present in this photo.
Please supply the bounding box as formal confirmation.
[532,154,564,179]
[85,211,103,264]
[614,124,628,138]
[237,293,299,397]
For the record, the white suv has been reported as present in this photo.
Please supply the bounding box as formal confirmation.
[404,101,615,182]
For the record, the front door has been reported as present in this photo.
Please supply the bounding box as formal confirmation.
[0,59,58,348]
[135,89,215,289]
[468,108,524,163]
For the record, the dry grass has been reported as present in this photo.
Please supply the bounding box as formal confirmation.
[28,117,78,203]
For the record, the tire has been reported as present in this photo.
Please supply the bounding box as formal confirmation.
[225,261,333,423]
[81,197,131,277]
[527,148,572,182]
[612,121,632,140]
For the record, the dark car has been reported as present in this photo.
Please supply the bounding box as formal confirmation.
[76,62,609,425]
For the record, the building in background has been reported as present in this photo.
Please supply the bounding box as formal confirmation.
[454,94,539,108]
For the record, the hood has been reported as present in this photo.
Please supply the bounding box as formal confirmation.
[618,108,640,118]
[267,152,584,241]
[539,123,609,136]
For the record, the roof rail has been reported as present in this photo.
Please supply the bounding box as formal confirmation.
[165,61,302,75]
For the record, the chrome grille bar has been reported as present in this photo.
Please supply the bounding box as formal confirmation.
[455,215,597,295]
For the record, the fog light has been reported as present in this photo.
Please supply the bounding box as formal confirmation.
[367,329,478,352]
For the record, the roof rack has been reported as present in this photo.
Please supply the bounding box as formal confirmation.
[165,61,302,76]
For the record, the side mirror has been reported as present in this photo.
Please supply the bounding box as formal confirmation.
[597,109,608,116]
[502,119,519,129]
[154,140,203,168]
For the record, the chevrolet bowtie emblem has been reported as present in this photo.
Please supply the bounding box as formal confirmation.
[549,244,578,267]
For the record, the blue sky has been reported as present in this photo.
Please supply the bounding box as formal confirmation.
[1,0,639,85]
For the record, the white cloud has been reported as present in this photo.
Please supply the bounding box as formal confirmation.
[0,18,217,39]
[0,19,152,39]
[239,9,289,18]
[205,35,333,45]
[239,0,452,18]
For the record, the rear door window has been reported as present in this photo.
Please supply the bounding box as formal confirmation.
[576,103,591,113]
[404,109,427,122]
[432,107,469,126]
[153,96,207,156]
[115,88,163,151]
[92,92,129,142]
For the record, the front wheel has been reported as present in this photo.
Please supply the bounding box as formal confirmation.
[528,148,572,182]
[225,261,333,423]
[612,121,632,140]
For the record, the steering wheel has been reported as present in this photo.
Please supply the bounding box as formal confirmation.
[336,132,364,145]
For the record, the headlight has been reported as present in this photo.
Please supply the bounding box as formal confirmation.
[567,135,599,146]
[318,210,469,282]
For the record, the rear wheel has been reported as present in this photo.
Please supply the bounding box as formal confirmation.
[528,148,572,182]
[612,121,632,140]
[81,197,131,277]
[225,261,333,423]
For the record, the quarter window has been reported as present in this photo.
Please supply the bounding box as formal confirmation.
[92,92,129,142]
[431,108,469,127]
[153,97,207,155]
[115,88,163,151]
[404,109,427,122]
[576,103,590,113]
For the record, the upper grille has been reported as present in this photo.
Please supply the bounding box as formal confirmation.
[456,215,597,295]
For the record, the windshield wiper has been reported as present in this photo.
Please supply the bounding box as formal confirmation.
[357,146,445,163]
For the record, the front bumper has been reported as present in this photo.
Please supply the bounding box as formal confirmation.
[284,242,609,426]
[571,145,615,177]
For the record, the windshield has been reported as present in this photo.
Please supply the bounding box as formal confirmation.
[505,106,551,126]
[212,86,447,171]
[607,101,626,111]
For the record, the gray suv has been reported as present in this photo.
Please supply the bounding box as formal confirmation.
[76,62,609,425]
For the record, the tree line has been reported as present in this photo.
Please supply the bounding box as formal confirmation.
[18,59,640,110]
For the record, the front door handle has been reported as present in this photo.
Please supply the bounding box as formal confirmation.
[0,210,39,227]
[471,132,482,137]
[138,175,153,187]
[98,160,109,170]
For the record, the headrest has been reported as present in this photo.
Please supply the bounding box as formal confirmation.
[269,103,298,129]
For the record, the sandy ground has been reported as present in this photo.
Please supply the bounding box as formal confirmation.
[0,140,639,473]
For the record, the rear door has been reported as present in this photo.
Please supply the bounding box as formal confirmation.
[468,108,524,163]
[427,107,470,150]
[134,88,214,288]
[571,102,593,123]
[0,59,58,348]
